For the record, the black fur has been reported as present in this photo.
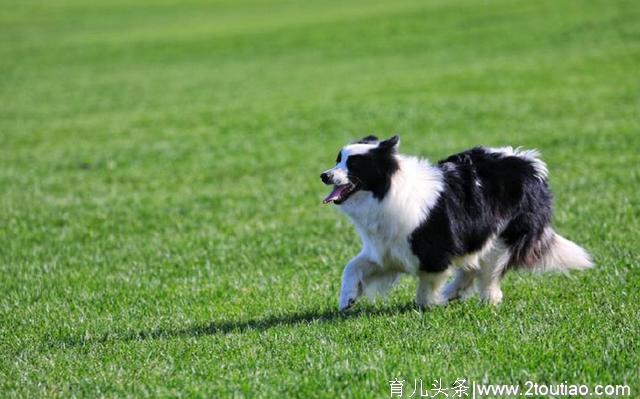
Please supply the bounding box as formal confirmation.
[408,147,553,273]
[357,135,379,144]
[347,136,399,200]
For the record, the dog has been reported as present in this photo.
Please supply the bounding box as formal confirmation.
[320,135,592,311]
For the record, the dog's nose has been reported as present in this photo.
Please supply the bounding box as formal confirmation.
[320,172,331,184]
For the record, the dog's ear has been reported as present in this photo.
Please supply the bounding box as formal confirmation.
[357,135,378,144]
[379,135,400,151]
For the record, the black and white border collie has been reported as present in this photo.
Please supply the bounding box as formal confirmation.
[320,135,592,311]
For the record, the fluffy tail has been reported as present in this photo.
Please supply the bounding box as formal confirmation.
[530,230,593,272]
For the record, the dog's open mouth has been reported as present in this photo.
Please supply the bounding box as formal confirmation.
[323,183,356,204]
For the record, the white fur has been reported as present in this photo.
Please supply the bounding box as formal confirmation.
[441,236,512,304]
[476,239,512,305]
[333,144,589,310]
[340,155,444,273]
[336,154,444,310]
[531,228,593,272]
[416,270,450,308]
[442,269,477,301]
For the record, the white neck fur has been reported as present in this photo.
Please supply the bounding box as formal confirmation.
[338,154,444,240]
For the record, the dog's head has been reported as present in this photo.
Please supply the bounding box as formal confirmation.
[320,135,400,205]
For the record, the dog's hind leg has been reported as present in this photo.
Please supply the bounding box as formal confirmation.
[416,270,450,309]
[442,268,477,301]
[444,242,497,301]
[478,240,511,305]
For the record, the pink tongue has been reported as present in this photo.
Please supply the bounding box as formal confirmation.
[323,185,348,204]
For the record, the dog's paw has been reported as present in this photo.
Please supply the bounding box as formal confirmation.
[416,294,447,310]
[442,282,461,301]
[338,295,358,311]
[338,279,362,311]
[459,284,477,301]
[479,288,503,305]
[443,282,477,301]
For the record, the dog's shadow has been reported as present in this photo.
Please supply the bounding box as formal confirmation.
[62,302,418,347]
[143,302,418,340]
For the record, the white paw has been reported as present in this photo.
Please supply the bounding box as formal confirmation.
[338,282,362,311]
[459,284,477,301]
[480,288,503,305]
[442,282,461,301]
[416,293,447,309]
[338,295,358,311]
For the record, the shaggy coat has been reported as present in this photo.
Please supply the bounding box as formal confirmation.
[320,136,592,310]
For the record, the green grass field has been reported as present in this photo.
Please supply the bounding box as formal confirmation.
[1,0,639,397]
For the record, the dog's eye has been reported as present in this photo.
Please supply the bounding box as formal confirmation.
[346,155,366,170]
[336,152,342,164]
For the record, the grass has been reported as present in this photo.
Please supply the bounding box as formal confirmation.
[1,0,639,397]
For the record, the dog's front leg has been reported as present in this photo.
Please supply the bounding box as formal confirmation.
[338,255,371,311]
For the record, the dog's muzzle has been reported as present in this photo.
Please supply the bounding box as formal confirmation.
[320,170,357,205]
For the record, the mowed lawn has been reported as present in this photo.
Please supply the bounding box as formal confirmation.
[1,0,639,397]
